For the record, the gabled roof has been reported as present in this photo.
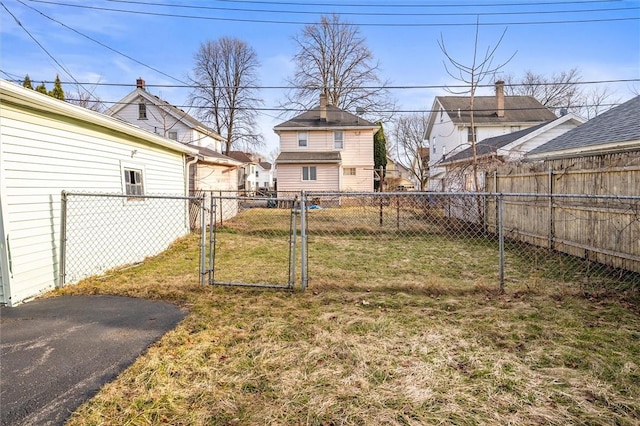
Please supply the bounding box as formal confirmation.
[442,113,584,164]
[275,152,342,164]
[0,79,198,156]
[437,96,557,125]
[105,85,224,142]
[188,144,242,166]
[527,96,640,159]
[274,104,377,131]
[226,151,255,163]
[259,161,272,170]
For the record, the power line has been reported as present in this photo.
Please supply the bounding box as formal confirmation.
[59,98,627,114]
[26,0,640,26]
[0,1,90,95]
[10,78,639,90]
[104,0,639,18]
[209,0,623,8]
[16,0,189,86]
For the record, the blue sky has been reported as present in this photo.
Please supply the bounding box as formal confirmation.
[1,0,639,155]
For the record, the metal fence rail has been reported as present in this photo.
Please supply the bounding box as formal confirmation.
[60,192,205,286]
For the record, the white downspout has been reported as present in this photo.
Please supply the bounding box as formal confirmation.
[185,155,199,196]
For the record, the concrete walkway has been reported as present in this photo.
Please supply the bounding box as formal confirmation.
[0,295,186,426]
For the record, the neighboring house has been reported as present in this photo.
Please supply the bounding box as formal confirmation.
[227,151,259,193]
[526,95,640,162]
[106,78,225,150]
[189,145,242,192]
[440,113,585,191]
[0,79,199,306]
[425,80,557,190]
[385,156,416,191]
[274,93,379,194]
[257,161,274,191]
[105,78,240,194]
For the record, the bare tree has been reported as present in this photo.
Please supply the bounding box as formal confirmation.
[189,37,263,155]
[438,20,515,191]
[581,86,620,119]
[503,68,582,114]
[65,82,104,112]
[282,14,395,120]
[391,113,430,191]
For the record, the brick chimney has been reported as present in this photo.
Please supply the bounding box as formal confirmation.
[319,91,327,122]
[136,78,146,90]
[495,80,505,118]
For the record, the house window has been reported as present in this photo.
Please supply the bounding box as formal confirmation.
[168,131,178,140]
[343,167,356,176]
[138,103,147,120]
[467,126,477,143]
[302,166,317,181]
[298,131,308,147]
[334,131,344,149]
[124,168,144,196]
[439,107,444,122]
[255,170,259,178]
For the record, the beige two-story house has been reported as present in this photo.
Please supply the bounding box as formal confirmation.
[274,94,379,195]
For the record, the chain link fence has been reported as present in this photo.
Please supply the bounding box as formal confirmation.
[303,192,640,292]
[60,192,205,285]
[60,190,640,293]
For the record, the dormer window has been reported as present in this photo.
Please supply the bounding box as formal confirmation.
[138,103,147,120]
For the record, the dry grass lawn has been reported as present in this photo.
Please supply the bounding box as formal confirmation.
[56,208,639,425]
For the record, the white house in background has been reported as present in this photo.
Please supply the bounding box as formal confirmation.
[227,151,259,193]
[425,81,557,191]
[257,161,274,191]
[0,79,198,306]
[105,78,243,195]
[106,78,225,151]
[440,113,585,191]
[274,93,378,194]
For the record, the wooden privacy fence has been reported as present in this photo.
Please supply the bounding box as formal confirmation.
[485,158,640,273]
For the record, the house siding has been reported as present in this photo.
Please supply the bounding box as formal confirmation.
[277,129,374,192]
[1,94,188,306]
[276,164,340,192]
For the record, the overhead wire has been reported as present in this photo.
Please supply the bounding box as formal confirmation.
[26,0,640,26]
[103,0,639,18]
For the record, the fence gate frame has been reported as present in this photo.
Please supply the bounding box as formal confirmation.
[205,193,308,290]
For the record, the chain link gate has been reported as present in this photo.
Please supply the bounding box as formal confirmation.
[204,193,308,290]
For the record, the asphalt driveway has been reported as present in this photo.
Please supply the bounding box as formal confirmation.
[0,295,186,426]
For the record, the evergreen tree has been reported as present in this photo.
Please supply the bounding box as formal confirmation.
[49,75,65,100]
[373,122,387,191]
[35,82,48,94]
[22,75,33,90]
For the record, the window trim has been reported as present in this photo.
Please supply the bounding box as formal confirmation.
[343,167,356,176]
[302,166,317,181]
[334,131,344,150]
[168,131,178,140]
[298,131,308,148]
[120,161,146,200]
[138,102,147,120]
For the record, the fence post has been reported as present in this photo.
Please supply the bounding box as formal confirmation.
[58,191,68,288]
[199,195,207,285]
[548,167,554,250]
[209,194,216,285]
[288,195,299,288]
[498,194,505,294]
[301,191,308,291]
